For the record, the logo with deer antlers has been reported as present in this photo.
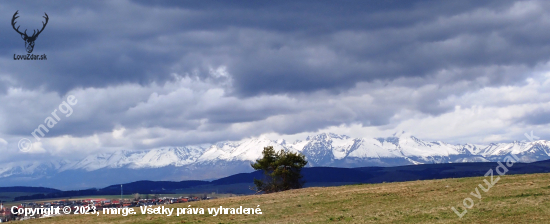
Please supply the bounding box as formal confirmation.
[11,10,49,53]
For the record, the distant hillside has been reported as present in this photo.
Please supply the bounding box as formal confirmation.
[101,180,209,193]
[210,159,550,186]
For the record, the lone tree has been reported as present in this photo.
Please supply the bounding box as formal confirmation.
[251,146,308,193]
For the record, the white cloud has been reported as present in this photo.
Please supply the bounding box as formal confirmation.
[1,0,550,164]
[2,63,550,160]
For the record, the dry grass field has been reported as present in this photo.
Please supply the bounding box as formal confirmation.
[19,172,550,223]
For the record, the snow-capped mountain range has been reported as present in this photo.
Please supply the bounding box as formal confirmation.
[1,132,549,189]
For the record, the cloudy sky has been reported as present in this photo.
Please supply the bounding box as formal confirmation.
[1,0,550,163]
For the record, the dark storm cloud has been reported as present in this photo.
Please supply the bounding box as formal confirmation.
[129,0,546,96]
[522,108,550,125]
[1,0,545,97]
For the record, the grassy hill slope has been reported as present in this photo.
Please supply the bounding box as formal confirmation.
[22,173,550,223]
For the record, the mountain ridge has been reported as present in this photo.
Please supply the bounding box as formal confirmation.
[1,132,549,189]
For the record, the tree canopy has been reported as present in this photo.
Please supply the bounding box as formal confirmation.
[251,146,308,193]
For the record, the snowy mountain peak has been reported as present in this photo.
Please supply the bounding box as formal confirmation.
[1,133,549,181]
[392,130,413,138]
[306,133,350,141]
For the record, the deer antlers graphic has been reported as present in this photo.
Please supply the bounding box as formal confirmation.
[12,10,49,53]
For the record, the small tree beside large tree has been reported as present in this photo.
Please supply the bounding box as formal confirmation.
[251,146,308,193]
